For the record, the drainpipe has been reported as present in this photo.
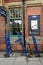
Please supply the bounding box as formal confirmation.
[22,0,26,49]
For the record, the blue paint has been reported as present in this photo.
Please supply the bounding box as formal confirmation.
[15,32,26,53]
[31,31,40,55]
[28,15,40,35]
[28,15,40,20]
[4,31,11,55]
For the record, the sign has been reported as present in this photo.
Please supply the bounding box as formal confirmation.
[28,15,40,34]
[0,7,7,21]
[31,20,38,30]
[0,7,7,17]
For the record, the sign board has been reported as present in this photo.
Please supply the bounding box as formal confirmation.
[0,7,7,21]
[31,20,38,30]
[0,7,7,17]
[28,15,40,34]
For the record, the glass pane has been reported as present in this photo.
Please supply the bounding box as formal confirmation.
[12,20,22,35]
[13,9,15,18]
[19,9,22,17]
[9,8,22,18]
[9,19,13,35]
[9,9,13,18]
[16,9,19,17]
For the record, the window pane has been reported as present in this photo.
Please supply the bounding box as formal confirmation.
[9,20,22,35]
[13,9,15,18]
[9,8,22,18]
[16,9,19,17]
[19,9,22,17]
[9,9,13,18]
[9,20,13,34]
[13,20,22,35]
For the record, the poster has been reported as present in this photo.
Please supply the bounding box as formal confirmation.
[31,20,38,30]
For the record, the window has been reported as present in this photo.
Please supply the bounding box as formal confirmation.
[28,15,40,35]
[9,20,22,35]
[9,8,22,19]
[8,8,22,36]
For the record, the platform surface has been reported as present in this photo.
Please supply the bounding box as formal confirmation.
[0,57,43,65]
[0,52,43,65]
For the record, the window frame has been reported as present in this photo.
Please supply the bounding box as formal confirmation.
[8,7,22,37]
[9,7,22,19]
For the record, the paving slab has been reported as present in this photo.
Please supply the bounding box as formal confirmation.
[0,57,43,65]
[0,52,43,65]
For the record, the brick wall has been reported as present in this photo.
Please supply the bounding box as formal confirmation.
[0,5,43,52]
[0,16,5,46]
[40,5,43,36]
[0,16,5,37]
[2,0,6,7]
[25,5,43,52]
[5,0,22,3]
[25,6,41,36]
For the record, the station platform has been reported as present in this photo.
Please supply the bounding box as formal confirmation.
[0,52,43,65]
